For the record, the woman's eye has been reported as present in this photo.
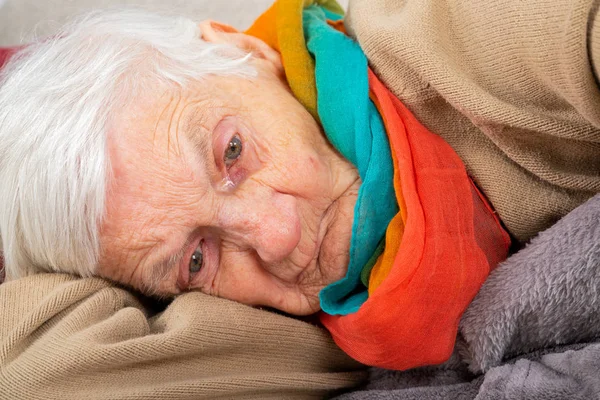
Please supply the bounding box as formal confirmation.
[189,243,204,276]
[224,135,242,168]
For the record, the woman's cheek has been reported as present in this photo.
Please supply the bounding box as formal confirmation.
[227,165,248,187]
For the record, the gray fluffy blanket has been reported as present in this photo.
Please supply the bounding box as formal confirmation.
[335,193,600,400]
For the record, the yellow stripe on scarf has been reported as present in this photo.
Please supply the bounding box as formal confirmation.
[246,0,344,121]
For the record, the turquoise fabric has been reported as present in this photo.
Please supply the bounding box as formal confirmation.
[304,7,398,315]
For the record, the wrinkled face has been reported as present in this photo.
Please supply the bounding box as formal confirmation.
[98,59,359,315]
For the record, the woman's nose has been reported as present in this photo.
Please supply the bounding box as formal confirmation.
[217,188,301,264]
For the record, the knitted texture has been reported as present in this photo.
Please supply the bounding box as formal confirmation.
[0,274,366,399]
[346,0,600,242]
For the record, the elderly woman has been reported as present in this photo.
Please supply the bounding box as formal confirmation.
[1,0,599,377]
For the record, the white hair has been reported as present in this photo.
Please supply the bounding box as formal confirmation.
[0,9,255,280]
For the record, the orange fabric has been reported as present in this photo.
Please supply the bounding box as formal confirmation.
[320,71,511,370]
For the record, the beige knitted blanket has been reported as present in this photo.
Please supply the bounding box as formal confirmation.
[0,274,366,399]
[346,0,600,242]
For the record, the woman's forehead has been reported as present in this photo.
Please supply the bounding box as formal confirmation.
[104,94,213,221]
[109,93,206,167]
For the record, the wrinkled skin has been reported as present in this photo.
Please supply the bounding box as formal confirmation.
[97,22,359,315]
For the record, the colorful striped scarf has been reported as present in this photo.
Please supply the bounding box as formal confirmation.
[248,0,511,370]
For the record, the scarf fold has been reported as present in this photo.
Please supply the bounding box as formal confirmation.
[247,0,511,370]
[304,7,398,315]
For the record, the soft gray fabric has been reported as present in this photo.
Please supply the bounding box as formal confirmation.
[459,193,600,373]
[476,344,600,400]
[335,382,483,400]
[335,193,600,400]
[335,342,600,400]
[335,352,483,400]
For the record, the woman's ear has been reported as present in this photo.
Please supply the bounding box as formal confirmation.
[199,20,284,77]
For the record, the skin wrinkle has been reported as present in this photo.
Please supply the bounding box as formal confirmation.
[166,91,181,159]
[124,214,167,287]
[152,91,173,149]
[98,27,361,315]
[147,235,191,293]
[174,94,187,157]
[172,93,217,163]
[141,217,184,292]
[142,196,204,294]
[184,107,213,169]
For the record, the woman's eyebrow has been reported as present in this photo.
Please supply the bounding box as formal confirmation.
[144,234,195,294]
[183,109,212,167]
